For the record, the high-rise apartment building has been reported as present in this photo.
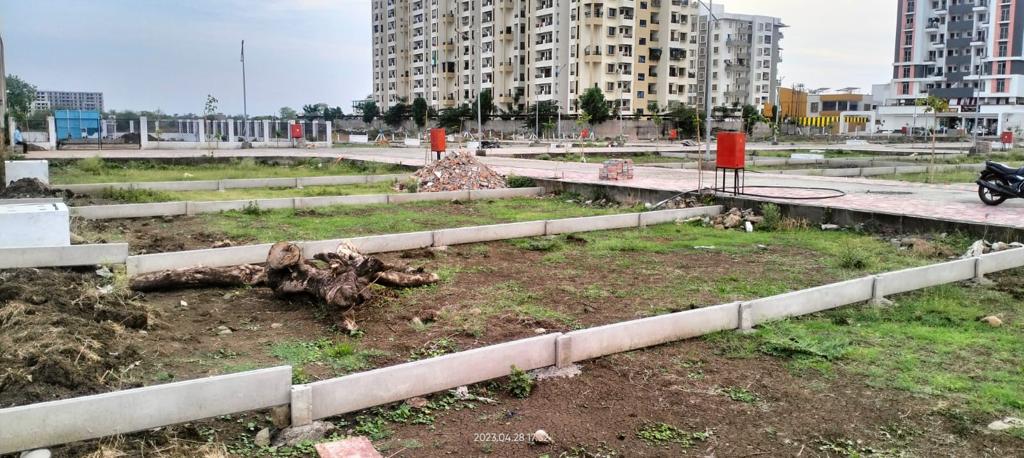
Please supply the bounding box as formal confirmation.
[32,90,104,113]
[371,0,782,117]
[698,5,785,110]
[878,0,1024,133]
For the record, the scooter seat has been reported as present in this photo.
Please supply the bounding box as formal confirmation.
[986,161,1024,176]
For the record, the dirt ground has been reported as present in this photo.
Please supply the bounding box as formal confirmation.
[74,216,246,254]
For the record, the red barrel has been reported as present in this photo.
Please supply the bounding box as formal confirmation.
[668,129,678,140]
[430,128,447,152]
[290,123,303,139]
[581,128,589,139]
[1001,131,1014,144]
[716,132,746,169]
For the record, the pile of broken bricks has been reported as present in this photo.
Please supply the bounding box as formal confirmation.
[598,159,634,181]
[407,151,507,192]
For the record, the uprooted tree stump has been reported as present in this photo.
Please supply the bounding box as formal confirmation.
[130,242,439,314]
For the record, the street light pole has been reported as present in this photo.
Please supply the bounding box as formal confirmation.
[240,40,248,141]
[773,76,783,145]
[555,63,566,139]
[699,0,716,164]
[477,0,483,140]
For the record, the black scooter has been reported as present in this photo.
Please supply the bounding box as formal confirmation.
[977,161,1024,206]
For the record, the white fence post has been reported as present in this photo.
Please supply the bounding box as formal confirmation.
[8,119,15,146]
[197,120,205,149]
[263,120,271,144]
[325,120,333,145]
[227,119,235,142]
[139,116,149,150]
[46,116,56,150]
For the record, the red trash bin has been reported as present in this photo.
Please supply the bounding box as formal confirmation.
[290,123,303,139]
[669,129,678,140]
[430,128,447,152]
[1001,131,1013,144]
[716,132,746,169]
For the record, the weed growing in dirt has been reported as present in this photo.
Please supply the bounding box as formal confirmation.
[98,187,177,203]
[510,237,563,252]
[505,175,536,188]
[721,387,759,403]
[507,365,534,398]
[241,201,265,216]
[269,338,382,377]
[635,423,711,448]
[408,337,459,360]
[354,415,393,440]
[835,242,873,269]
[760,203,781,231]
[52,157,404,184]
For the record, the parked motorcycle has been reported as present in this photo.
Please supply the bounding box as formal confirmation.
[977,161,1024,206]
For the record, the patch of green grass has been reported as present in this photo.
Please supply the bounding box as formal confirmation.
[119,182,395,203]
[51,157,404,184]
[269,338,383,377]
[441,281,578,336]
[98,187,177,203]
[635,423,711,448]
[200,197,628,243]
[510,237,563,252]
[408,337,459,360]
[728,278,1024,417]
[721,386,759,403]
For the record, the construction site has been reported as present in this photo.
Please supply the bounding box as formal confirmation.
[0,130,1022,457]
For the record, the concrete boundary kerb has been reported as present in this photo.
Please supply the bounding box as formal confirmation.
[0,366,292,455]
[59,173,411,195]
[0,244,130,269]
[306,333,560,420]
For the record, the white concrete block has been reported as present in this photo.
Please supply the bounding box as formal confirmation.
[387,190,471,204]
[639,206,723,226]
[0,198,63,205]
[220,178,296,189]
[4,160,49,185]
[134,180,220,192]
[790,153,824,160]
[349,134,369,144]
[747,277,874,324]
[821,168,861,177]
[298,175,366,187]
[126,244,275,275]
[875,259,976,297]
[296,194,388,208]
[0,366,292,455]
[560,303,739,363]
[978,248,1024,275]
[0,203,70,248]
[403,138,421,147]
[308,334,559,419]
[290,385,313,426]
[468,187,544,200]
[0,243,129,269]
[545,213,640,235]
[71,202,187,219]
[859,167,897,176]
[433,221,546,246]
[341,231,436,254]
[366,173,411,184]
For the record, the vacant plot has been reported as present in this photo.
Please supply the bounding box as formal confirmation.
[50,157,405,184]
[71,181,397,205]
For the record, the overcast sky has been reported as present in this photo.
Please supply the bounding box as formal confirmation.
[0,0,896,115]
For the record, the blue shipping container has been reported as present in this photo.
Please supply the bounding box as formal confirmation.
[55,110,101,140]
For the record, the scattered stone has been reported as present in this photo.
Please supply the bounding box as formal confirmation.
[179,300,188,307]
[406,397,429,408]
[254,427,271,447]
[95,266,113,278]
[532,429,553,445]
[530,364,582,381]
[411,317,424,327]
[450,198,464,205]
[453,386,471,399]
[405,152,507,192]
[27,294,47,305]
[19,449,51,458]
[138,330,148,336]
[991,242,1010,252]
[820,224,841,231]
[980,316,1003,327]
[272,420,337,447]
[211,239,235,248]
[161,215,174,222]
[271,405,291,429]
[722,213,743,229]
[744,221,754,233]
[70,233,86,244]
[96,284,114,295]
[217,325,232,335]
[987,417,1024,431]
[533,327,547,334]
[314,437,382,458]
[270,322,284,329]
[963,240,989,258]
[694,246,716,250]
[756,244,769,251]
[429,245,449,252]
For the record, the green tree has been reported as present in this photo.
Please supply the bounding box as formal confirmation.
[323,106,344,120]
[5,75,36,124]
[741,104,764,135]
[411,97,429,128]
[437,105,471,131]
[524,101,559,134]
[279,107,298,119]
[383,98,410,128]
[361,101,380,125]
[648,101,665,136]
[669,104,704,138]
[917,95,949,182]
[578,86,611,124]
[469,89,494,125]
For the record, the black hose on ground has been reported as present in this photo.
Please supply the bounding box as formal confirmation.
[650,185,847,210]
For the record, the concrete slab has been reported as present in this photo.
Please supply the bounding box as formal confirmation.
[0,243,129,269]
[134,180,220,192]
[338,231,436,254]
[560,303,739,363]
[468,187,545,200]
[72,202,187,219]
[978,248,1024,275]
[315,437,382,458]
[747,277,874,324]
[0,366,292,455]
[4,160,49,185]
[387,190,471,204]
[875,259,976,297]
[639,206,723,226]
[308,333,559,419]
[0,203,70,248]
[296,194,388,208]
[126,243,274,275]
[545,213,640,235]
[0,198,63,205]
[432,221,546,246]
[220,178,296,189]
[365,173,410,184]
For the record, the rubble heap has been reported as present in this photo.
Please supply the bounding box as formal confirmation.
[410,152,507,192]
[708,207,763,230]
[599,159,634,181]
[0,178,73,199]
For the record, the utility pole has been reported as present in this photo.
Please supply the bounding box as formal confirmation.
[773,76,783,145]
[700,0,716,164]
[477,0,483,140]
[240,40,248,141]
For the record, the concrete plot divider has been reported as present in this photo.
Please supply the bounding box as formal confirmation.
[300,231,436,258]
[0,243,130,269]
[639,206,723,226]
[556,303,740,366]
[127,243,275,275]
[744,277,875,326]
[545,213,641,235]
[296,194,388,208]
[304,333,560,420]
[61,174,412,195]
[468,187,546,200]
[978,248,1024,275]
[72,201,187,219]
[387,190,471,204]
[874,258,976,297]
[0,366,292,455]
[433,221,546,247]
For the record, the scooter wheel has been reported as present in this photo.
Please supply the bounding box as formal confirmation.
[978,177,1009,206]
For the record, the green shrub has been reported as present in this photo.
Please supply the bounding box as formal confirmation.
[836,243,871,269]
[77,156,107,173]
[99,187,174,203]
[403,178,419,193]
[507,365,534,398]
[242,201,265,215]
[506,175,536,188]
[760,203,781,231]
[511,237,562,252]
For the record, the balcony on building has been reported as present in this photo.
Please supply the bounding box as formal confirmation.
[948,19,974,32]
[925,18,942,31]
[584,46,604,63]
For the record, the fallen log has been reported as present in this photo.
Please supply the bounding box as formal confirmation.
[129,242,439,313]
